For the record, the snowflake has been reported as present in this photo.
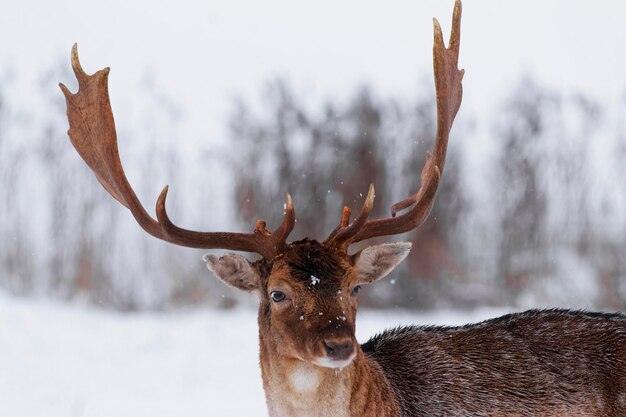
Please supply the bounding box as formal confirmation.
[309,275,320,286]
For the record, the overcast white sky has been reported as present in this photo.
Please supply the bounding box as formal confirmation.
[2,0,626,145]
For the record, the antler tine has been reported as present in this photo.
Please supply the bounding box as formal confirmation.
[62,44,296,259]
[270,192,296,254]
[325,184,375,249]
[323,206,351,245]
[324,0,463,249]
[326,206,352,241]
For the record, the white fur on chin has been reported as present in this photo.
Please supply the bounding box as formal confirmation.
[312,352,356,369]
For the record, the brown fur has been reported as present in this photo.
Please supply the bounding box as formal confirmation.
[256,240,359,369]
[256,240,400,416]
[252,240,626,417]
[362,310,626,417]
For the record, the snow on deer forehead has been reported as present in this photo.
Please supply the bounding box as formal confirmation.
[274,239,351,289]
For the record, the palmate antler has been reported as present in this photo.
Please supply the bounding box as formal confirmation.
[59,45,295,259]
[325,0,464,251]
[60,0,463,259]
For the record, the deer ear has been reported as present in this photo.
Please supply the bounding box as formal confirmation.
[351,242,412,284]
[203,253,260,292]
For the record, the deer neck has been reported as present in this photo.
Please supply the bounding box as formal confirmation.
[258,327,399,417]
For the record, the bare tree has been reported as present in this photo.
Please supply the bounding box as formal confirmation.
[494,78,552,302]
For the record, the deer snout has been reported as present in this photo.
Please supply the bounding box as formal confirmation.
[323,338,355,360]
[314,336,356,368]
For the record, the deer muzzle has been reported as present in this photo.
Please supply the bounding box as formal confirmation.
[313,333,357,369]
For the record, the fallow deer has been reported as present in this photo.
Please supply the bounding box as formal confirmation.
[60,1,626,416]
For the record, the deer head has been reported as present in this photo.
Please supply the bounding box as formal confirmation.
[60,0,463,370]
[206,239,412,367]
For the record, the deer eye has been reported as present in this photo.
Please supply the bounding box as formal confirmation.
[351,285,361,297]
[270,291,286,303]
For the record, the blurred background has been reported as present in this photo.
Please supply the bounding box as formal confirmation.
[0,1,625,415]
[1,0,624,311]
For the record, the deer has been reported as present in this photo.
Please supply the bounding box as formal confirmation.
[60,1,626,416]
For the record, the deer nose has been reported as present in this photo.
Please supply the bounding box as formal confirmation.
[323,338,355,361]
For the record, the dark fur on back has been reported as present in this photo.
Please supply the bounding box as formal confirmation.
[362,309,626,417]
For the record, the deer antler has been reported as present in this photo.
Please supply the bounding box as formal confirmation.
[325,0,464,250]
[60,44,295,259]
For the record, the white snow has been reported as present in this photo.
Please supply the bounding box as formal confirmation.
[0,293,509,417]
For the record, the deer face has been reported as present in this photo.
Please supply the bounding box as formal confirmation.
[205,239,411,369]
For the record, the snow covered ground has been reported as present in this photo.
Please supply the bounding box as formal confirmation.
[0,293,510,417]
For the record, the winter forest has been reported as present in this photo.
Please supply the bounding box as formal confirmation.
[1,1,626,415]
[1,68,625,311]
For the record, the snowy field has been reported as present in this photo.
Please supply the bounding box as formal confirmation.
[0,294,511,417]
